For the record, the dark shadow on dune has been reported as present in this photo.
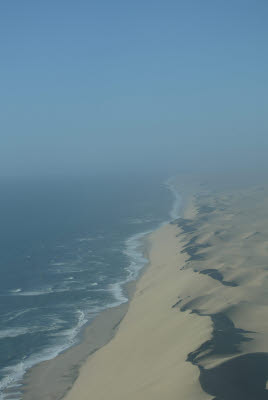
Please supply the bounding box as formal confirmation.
[180,234,211,261]
[179,304,267,399]
[173,198,268,398]
[173,218,196,233]
[197,205,216,214]
[199,353,268,400]
[174,218,238,285]
[171,297,182,308]
[185,312,252,362]
[199,269,238,287]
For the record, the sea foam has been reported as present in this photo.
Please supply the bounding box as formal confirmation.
[165,177,181,220]
[0,310,87,400]
[0,178,182,400]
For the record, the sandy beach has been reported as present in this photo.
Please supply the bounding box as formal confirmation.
[23,174,268,400]
[64,222,212,400]
[2,1,267,398]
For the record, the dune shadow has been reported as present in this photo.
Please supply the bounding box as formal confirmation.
[199,353,268,400]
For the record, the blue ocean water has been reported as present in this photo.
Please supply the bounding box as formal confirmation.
[0,174,179,399]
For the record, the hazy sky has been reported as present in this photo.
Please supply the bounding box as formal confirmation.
[1,1,267,176]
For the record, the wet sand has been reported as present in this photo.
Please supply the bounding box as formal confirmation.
[64,222,212,400]
[23,173,268,399]
[22,302,130,400]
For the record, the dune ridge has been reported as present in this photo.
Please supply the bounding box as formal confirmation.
[62,176,268,399]
[64,219,212,400]
[171,176,268,399]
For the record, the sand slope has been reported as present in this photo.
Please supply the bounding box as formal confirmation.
[62,175,268,399]
[64,224,212,400]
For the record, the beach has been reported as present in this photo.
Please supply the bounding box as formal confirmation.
[24,174,268,399]
[63,222,212,400]
[0,176,174,400]
[2,0,267,397]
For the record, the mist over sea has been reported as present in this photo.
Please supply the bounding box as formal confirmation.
[0,174,179,399]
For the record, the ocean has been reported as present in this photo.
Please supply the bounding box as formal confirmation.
[0,174,179,399]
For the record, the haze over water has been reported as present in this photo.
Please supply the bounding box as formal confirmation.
[0,175,178,398]
[0,1,267,399]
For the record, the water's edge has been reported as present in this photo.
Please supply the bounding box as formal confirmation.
[22,281,136,400]
[20,179,182,400]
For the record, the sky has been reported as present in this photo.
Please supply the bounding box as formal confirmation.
[0,0,267,177]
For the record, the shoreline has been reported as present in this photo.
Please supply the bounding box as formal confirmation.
[58,187,215,400]
[22,301,130,400]
[20,179,181,400]
[21,233,153,400]
[63,221,212,400]
[22,182,198,400]
[20,174,268,399]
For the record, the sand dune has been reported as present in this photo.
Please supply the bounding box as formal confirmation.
[28,174,268,400]
[64,223,212,400]
[171,176,268,398]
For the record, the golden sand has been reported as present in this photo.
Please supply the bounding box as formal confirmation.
[25,174,268,399]
[64,223,212,400]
